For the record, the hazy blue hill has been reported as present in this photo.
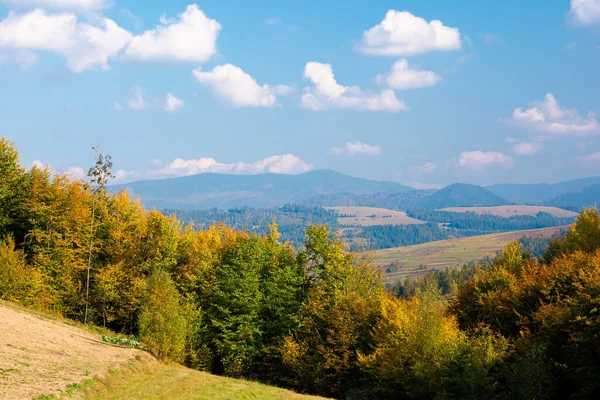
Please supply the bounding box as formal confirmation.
[416,183,509,209]
[545,184,600,209]
[305,190,435,210]
[110,169,413,210]
[487,177,600,204]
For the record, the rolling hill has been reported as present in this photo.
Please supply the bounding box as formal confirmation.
[373,226,568,282]
[487,177,600,204]
[415,183,509,209]
[545,184,600,209]
[111,169,413,210]
[305,190,434,210]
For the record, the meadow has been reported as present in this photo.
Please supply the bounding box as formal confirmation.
[373,226,568,282]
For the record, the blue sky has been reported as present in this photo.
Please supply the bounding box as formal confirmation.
[1,0,599,188]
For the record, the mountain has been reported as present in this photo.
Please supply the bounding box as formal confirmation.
[545,184,600,209]
[416,183,510,209]
[305,190,435,210]
[487,177,600,204]
[111,169,413,210]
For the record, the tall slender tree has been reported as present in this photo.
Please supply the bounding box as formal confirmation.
[84,144,114,324]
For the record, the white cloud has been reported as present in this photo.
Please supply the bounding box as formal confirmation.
[272,84,294,95]
[0,48,39,69]
[376,59,441,89]
[506,93,598,135]
[113,86,149,111]
[157,154,314,177]
[578,152,600,164]
[457,151,513,170]
[409,161,438,174]
[570,0,600,25]
[358,10,462,56]
[0,0,108,12]
[513,142,542,155]
[329,142,381,156]
[164,93,184,113]
[150,158,163,167]
[124,4,220,63]
[193,64,282,108]
[0,9,132,73]
[302,61,407,112]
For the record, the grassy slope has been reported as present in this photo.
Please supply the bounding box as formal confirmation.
[373,226,568,283]
[77,358,325,400]
[0,301,326,400]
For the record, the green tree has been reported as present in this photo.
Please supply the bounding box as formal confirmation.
[138,268,188,362]
[0,138,26,239]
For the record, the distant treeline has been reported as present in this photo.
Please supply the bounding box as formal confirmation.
[407,210,575,235]
[167,204,339,246]
[347,224,467,251]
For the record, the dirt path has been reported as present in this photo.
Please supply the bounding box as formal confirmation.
[0,303,142,400]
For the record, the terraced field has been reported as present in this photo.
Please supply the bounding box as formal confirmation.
[373,226,568,283]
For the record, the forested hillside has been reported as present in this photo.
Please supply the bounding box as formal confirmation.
[2,137,600,399]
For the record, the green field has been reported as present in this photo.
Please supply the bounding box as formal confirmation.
[373,226,568,283]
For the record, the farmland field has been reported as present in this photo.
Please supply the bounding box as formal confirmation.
[373,225,568,283]
[327,206,425,226]
[438,205,578,218]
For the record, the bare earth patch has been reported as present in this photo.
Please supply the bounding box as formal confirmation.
[0,304,141,400]
[439,205,578,218]
[327,206,426,226]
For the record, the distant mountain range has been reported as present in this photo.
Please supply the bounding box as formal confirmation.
[111,169,412,210]
[487,177,600,204]
[111,170,600,211]
[544,184,600,209]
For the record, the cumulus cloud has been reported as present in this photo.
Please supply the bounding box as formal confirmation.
[0,9,132,72]
[164,93,184,113]
[29,160,86,180]
[0,0,108,12]
[376,59,441,89]
[301,62,407,112]
[329,142,382,156]
[457,151,513,170]
[124,4,220,63]
[570,0,600,25]
[505,94,598,135]
[157,154,314,177]
[513,142,542,155]
[358,10,462,56]
[193,64,285,108]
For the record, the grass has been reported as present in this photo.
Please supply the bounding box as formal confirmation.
[74,356,327,400]
[326,206,425,226]
[373,226,568,283]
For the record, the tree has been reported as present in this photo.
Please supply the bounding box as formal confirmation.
[84,144,114,324]
[0,138,26,239]
[138,268,188,362]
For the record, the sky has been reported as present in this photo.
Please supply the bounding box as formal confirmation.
[0,0,599,188]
